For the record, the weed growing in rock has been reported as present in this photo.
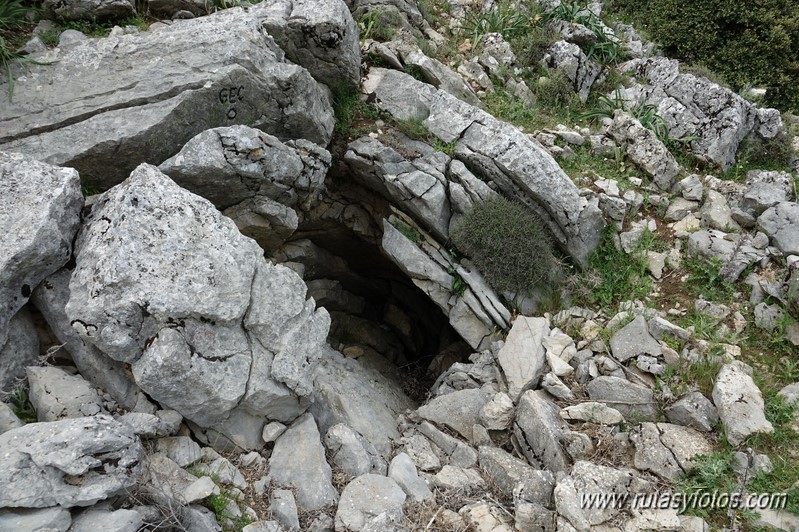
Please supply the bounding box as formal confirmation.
[392,219,422,244]
[331,84,382,138]
[725,134,795,182]
[578,88,671,144]
[542,1,626,65]
[0,0,41,101]
[10,386,36,423]
[433,138,457,155]
[357,8,403,42]
[449,196,561,295]
[573,226,651,308]
[462,2,533,47]
[682,256,735,301]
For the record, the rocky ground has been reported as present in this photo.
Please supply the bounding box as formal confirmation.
[1,0,799,531]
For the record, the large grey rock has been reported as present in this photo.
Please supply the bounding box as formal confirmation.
[260,0,360,89]
[26,366,105,422]
[0,153,82,348]
[416,386,494,442]
[363,68,604,266]
[70,509,143,532]
[713,361,773,445]
[608,110,681,191]
[497,316,549,401]
[269,414,338,511]
[42,0,135,20]
[624,56,782,171]
[514,390,569,473]
[325,423,373,477]
[478,446,541,499]
[630,422,711,481]
[609,315,661,362]
[65,164,328,437]
[31,269,141,410]
[159,125,330,211]
[687,229,737,263]
[270,489,300,531]
[0,508,71,532]
[0,415,141,508]
[335,474,406,531]
[399,46,480,106]
[311,349,413,459]
[0,6,335,189]
[560,402,624,425]
[757,202,799,256]
[554,461,634,531]
[0,308,39,395]
[346,138,456,241]
[541,40,602,103]
[388,452,434,502]
[665,391,719,432]
[586,376,658,421]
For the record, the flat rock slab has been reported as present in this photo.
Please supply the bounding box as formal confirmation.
[0,5,335,189]
[609,315,662,362]
[497,316,549,401]
[27,366,105,421]
[0,415,141,508]
[269,413,338,511]
[713,361,773,445]
[757,201,799,256]
[0,152,82,348]
[586,376,658,421]
[416,387,494,442]
[335,474,406,531]
[0,508,71,532]
[514,390,569,473]
[555,460,634,530]
[311,349,413,459]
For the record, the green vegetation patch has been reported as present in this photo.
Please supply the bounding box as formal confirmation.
[450,196,561,295]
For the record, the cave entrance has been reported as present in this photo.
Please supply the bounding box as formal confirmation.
[272,183,472,399]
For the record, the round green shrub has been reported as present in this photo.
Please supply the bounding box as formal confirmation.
[450,196,561,295]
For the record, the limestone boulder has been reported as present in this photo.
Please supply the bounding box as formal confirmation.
[269,414,338,511]
[757,202,799,256]
[311,348,413,459]
[0,6,335,189]
[541,40,602,103]
[0,153,82,348]
[335,474,406,531]
[26,366,105,422]
[65,164,328,438]
[260,0,361,89]
[159,125,330,211]
[363,68,604,266]
[0,415,141,508]
[713,361,773,445]
[624,56,782,171]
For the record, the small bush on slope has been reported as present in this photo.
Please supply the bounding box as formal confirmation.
[450,196,561,295]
